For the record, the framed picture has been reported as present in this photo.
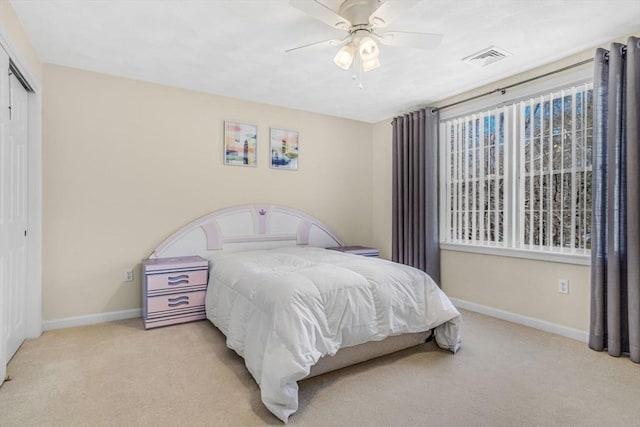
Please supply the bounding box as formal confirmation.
[270,128,299,170]
[224,121,257,166]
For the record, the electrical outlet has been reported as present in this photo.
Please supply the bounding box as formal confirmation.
[124,268,134,282]
[558,279,569,294]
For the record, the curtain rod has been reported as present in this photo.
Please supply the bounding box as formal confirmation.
[434,57,594,112]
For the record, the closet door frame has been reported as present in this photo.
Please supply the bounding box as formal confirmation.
[0,27,42,385]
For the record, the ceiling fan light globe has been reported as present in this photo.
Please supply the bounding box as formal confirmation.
[333,44,356,70]
[358,36,379,61]
[361,56,380,72]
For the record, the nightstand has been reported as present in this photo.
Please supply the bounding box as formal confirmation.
[141,255,209,329]
[328,245,379,257]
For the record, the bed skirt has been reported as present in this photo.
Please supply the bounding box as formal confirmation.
[304,331,431,379]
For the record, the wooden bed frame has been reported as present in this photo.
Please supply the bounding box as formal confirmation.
[150,204,430,378]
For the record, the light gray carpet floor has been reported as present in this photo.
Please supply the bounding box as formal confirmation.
[1,309,638,427]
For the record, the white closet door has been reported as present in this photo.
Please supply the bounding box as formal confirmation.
[0,46,29,379]
[0,46,6,384]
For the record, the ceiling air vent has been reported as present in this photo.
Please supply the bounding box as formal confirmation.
[463,46,510,67]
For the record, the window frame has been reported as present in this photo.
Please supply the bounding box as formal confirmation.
[438,67,592,265]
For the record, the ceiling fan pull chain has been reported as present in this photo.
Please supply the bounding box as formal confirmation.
[358,54,364,89]
[351,53,364,89]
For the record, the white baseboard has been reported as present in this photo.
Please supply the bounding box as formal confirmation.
[449,297,589,343]
[42,308,142,331]
[41,300,589,343]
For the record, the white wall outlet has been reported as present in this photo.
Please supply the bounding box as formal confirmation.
[558,279,569,294]
[124,268,134,282]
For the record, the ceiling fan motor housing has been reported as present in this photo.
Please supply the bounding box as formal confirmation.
[350,25,373,44]
[338,0,382,27]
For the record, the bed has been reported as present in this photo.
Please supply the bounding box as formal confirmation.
[149,204,462,422]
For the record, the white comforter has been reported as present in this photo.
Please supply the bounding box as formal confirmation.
[205,246,461,422]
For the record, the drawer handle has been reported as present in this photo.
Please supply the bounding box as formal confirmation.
[167,295,189,307]
[168,300,189,307]
[168,274,189,284]
[167,279,189,286]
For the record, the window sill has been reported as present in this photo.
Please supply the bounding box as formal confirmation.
[440,242,590,266]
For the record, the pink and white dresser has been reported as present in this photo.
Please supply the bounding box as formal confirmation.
[141,255,209,329]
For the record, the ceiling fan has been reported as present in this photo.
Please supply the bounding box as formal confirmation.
[287,0,443,72]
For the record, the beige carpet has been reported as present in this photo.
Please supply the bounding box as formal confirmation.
[1,309,638,427]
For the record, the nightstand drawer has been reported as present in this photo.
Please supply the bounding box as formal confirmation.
[146,269,208,293]
[146,290,206,314]
[142,255,209,329]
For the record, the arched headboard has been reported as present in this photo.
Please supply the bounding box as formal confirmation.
[150,204,343,259]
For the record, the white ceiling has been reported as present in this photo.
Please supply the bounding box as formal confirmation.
[10,0,640,123]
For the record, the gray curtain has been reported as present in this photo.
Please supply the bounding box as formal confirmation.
[590,36,640,363]
[392,108,440,284]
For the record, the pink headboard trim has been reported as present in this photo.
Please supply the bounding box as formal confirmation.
[150,204,343,258]
[201,221,223,250]
[297,221,312,245]
[254,204,270,234]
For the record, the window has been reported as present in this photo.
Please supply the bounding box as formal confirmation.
[440,83,592,258]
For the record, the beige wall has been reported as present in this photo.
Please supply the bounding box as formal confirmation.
[442,251,590,331]
[433,51,598,334]
[413,34,636,334]
[1,1,43,340]
[0,0,42,86]
[369,45,617,335]
[33,13,639,328]
[371,119,393,259]
[42,64,373,321]
[431,34,637,113]
[369,115,591,331]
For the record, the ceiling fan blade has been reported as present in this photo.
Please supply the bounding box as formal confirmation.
[374,31,443,49]
[285,37,347,53]
[368,0,422,28]
[290,0,352,29]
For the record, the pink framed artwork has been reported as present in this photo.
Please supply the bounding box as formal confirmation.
[270,127,299,170]
[224,121,257,167]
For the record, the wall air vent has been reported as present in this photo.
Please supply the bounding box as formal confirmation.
[462,46,510,67]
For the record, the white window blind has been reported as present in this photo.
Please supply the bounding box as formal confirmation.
[443,107,509,246]
[440,83,592,256]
